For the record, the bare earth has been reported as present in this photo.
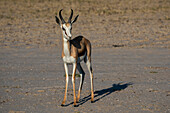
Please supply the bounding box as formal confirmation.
[0,0,170,113]
[0,48,170,113]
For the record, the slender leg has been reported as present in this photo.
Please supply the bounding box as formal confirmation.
[72,63,77,106]
[76,63,85,102]
[86,60,94,102]
[61,63,69,106]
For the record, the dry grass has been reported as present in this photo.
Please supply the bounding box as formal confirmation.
[0,0,170,49]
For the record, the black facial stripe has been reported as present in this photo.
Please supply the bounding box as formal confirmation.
[62,27,65,31]
[64,31,68,37]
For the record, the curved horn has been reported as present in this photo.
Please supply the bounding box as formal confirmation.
[68,9,73,23]
[59,9,65,24]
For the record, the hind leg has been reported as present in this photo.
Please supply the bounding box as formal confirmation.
[86,59,94,102]
[76,63,85,102]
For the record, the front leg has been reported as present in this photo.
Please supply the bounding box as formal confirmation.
[61,63,69,106]
[72,62,77,107]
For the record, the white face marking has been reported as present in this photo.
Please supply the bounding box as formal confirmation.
[62,24,72,40]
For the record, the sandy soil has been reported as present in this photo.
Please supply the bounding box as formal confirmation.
[0,0,170,113]
[0,0,169,48]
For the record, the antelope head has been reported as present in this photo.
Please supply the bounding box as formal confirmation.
[55,9,79,41]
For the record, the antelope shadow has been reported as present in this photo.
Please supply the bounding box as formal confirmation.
[77,82,133,106]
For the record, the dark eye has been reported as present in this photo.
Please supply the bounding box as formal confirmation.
[62,27,65,31]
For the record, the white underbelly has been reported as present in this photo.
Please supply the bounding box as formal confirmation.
[63,54,86,64]
[63,56,76,63]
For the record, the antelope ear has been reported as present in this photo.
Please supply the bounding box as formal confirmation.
[71,15,79,24]
[55,16,60,25]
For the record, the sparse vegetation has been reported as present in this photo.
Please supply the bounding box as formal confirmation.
[0,0,169,49]
[150,71,158,73]
[64,74,81,77]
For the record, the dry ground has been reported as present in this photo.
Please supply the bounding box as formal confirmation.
[0,0,170,113]
[0,48,170,113]
[0,0,169,48]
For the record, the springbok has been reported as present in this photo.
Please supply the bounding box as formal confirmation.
[55,9,94,107]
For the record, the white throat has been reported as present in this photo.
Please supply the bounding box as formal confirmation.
[62,35,76,63]
[63,36,71,57]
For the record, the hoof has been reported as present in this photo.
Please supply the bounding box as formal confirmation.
[61,104,65,107]
[91,101,94,103]
[76,100,79,103]
[73,104,79,107]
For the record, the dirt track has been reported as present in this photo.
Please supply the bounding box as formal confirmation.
[0,0,170,113]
